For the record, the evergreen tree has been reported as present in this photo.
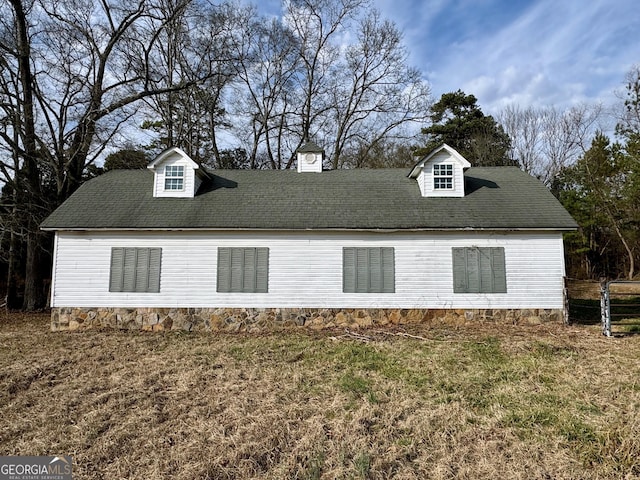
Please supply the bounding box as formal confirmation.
[556,133,637,279]
[417,90,512,166]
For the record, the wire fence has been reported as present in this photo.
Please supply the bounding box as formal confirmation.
[566,279,640,336]
[601,281,640,337]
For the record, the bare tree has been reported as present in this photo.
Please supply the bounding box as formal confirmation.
[498,105,544,174]
[231,10,303,169]
[498,103,605,185]
[616,64,640,142]
[141,0,241,164]
[0,0,48,309]
[0,0,231,309]
[231,0,430,170]
[328,10,430,168]
[285,0,368,146]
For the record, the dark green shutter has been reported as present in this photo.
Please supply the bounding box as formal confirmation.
[110,247,161,293]
[122,248,137,291]
[490,247,506,293]
[343,247,356,293]
[230,248,244,292]
[343,247,395,293]
[466,248,480,292]
[217,247,231,292]
[477,247,506,293]
[452,248,467,293]
[135,248,150,292]
[242,248,256,292]
[356,248,369,292]
[381,247,395,293]
[452,247,506,294]
[217,247,269,293]
[478,248,492,293]
[148,248,162,293]
[109,247,125,292]
[368,248,382,292]
[255,248,269,293]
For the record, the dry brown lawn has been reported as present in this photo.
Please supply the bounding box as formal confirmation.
[1,312,639,479]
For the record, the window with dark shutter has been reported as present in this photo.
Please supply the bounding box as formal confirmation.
[217,247,269,293]
[109,247,162,293]
[343,247,395,293]
[452,247,506,293]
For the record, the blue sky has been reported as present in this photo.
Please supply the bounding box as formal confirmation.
[257,0,639,114]
[373,0,640,113]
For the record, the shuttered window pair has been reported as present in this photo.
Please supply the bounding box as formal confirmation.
[452,247,506,293]
[343,247,395,293]
[109,247,162,293]
[217,247,269,293]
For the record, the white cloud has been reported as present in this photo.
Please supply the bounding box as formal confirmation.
[373,0,640,113]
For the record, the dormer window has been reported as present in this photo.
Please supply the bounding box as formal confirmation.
[164,165,184,191]
[148,147,209,198]
[408,144,471,197]
[433,164,453,189]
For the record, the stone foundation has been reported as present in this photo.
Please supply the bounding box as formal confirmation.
[51,307,565,332]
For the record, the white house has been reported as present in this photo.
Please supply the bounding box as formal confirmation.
[41,143,577,331]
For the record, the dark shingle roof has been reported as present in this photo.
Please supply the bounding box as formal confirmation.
[297,140,324,153]
[41,167,577,231]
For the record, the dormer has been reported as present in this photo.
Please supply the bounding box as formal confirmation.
[296,140,324,173]
[147,147,208,198]
[408,144,472,197]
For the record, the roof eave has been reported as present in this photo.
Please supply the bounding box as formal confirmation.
[41,226,578,233]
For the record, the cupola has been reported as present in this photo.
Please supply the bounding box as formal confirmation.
[296,140,324,173]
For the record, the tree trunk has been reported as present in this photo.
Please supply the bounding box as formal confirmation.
[22,230,46,310]
[10,0,46,311]
[5,228,22,309]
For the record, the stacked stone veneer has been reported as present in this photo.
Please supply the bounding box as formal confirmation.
[51,307,565,332]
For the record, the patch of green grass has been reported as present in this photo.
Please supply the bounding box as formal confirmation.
[620,323,640,333]
[503,408,559,431]
[464,336,507,365]
[227,344,252,361]
[330,342,436,392]
[353,452,371,478]
[302,450,325,480]
[334,343,392,372]
[396,437,413,447]
[339,372,375,400]
[530,341,578,359]
[558,417,599,443]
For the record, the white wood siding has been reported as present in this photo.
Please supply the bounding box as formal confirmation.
[297,152,323,173]
[419,151,465,197]
[51,231,566,309]
[152,152,198,198]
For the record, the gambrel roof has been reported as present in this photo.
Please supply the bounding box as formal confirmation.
[41,166,577,231]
